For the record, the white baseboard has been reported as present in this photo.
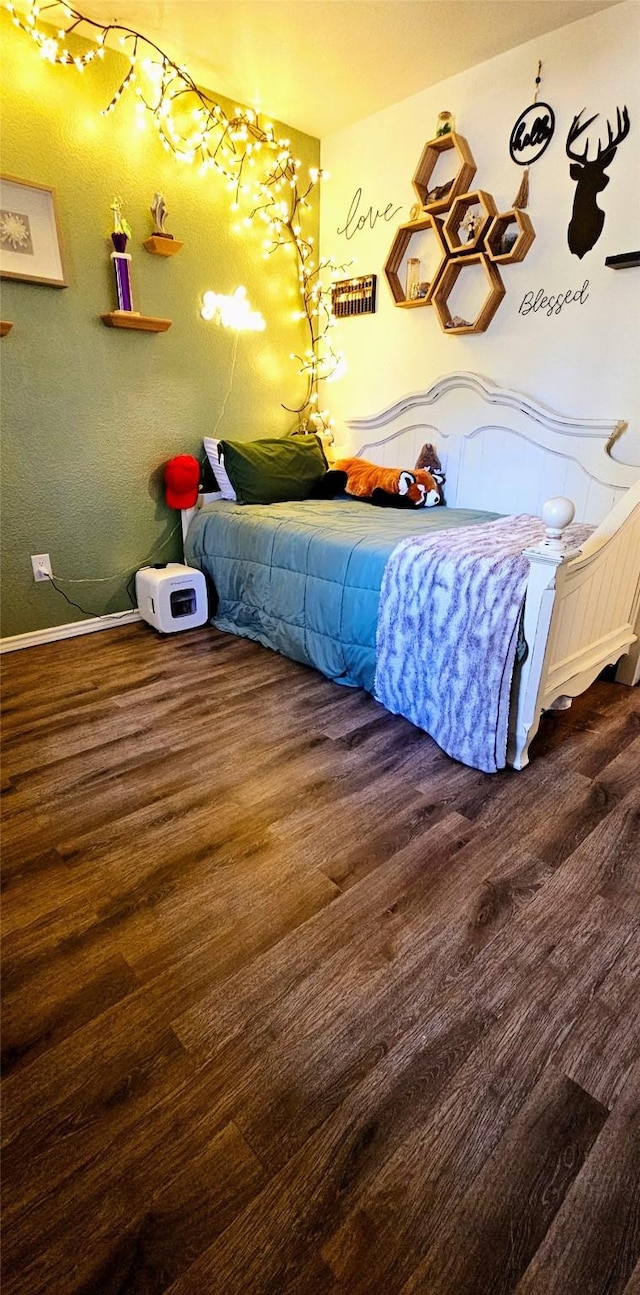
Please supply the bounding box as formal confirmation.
[0,609,142,654]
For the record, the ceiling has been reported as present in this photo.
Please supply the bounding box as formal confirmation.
[76,0,622,138]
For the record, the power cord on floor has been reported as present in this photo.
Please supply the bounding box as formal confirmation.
[43,520,182,619]
[42,575,136,620]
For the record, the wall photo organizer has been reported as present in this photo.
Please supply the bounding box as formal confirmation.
[383,132,535,335]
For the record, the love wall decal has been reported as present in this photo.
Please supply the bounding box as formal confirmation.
[337,188,403,240]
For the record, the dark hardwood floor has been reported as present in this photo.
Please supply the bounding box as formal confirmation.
[1,622,638,1295]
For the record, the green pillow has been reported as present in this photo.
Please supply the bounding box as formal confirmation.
[219,435,328,504]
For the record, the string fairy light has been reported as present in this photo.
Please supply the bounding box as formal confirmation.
[6,0,349,432]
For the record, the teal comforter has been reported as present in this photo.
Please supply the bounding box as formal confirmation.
[185,497,499,692]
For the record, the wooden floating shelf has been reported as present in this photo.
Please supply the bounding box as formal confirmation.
[605,251,640,269]
[396,297,438,310]
[486,209,536,264]
[100,311,172,333]
[143,236,184,257]
[412,132,477,215]
[443,189,498,256]
[431,253,505,335]
[385,132,535,330]
[384,215,447,306]
[0,320,14,336]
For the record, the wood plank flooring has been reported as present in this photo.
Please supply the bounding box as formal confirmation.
[1,622,639,1294]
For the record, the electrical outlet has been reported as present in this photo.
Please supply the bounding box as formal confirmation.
[31,553,52,582]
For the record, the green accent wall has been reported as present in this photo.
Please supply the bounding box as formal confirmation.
[0,15,320,637]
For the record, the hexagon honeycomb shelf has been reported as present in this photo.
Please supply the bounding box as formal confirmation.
[486,208,536,264]
[443,190,498,255]
[431,253,506,335]
[412,133,477,214]
[385,131,535,333]
[383,215,448,307]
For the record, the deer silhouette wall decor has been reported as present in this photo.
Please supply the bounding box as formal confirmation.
[566,105,631,259]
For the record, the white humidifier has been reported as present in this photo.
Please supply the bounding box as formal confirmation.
[135,563,208,633]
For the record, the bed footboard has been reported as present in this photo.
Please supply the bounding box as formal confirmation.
[508,483,640,768]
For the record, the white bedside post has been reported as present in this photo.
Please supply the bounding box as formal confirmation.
[507,498,582,769]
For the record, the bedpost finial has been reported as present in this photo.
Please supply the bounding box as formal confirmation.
[541,496,575,550]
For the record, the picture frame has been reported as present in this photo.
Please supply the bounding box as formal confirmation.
[0,175,67,287]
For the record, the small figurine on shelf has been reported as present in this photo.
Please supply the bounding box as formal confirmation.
[144,193,183,256]
[109,197,135,312]
[461,209,482,242]
[150,192,173,240]
[436,110,455,137]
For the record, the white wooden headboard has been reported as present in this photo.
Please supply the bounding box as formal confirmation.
[343,371,638,525]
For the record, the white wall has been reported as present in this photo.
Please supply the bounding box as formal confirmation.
[320,1,640,464]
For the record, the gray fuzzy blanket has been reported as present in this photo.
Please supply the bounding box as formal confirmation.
[374,514,591,772]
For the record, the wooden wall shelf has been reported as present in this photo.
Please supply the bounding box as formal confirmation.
[431,253,505,334]
[412,132,477,215]
[100,311,172,332]
[0,320,14,336]
[486,209,536,264]
[143,236,184,257]
[443,190,498,255]
[386,132,534,332]
[605,251,640,269]
[383,215,447,306]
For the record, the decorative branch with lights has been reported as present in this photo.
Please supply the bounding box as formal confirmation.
[7,0,347,436]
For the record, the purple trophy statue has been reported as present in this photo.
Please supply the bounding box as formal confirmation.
[110,197,134,312]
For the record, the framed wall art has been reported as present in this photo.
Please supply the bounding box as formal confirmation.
[0,176,67,287]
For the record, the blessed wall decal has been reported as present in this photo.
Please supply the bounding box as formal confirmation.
[518,280,590,318]
[337,188,403,240]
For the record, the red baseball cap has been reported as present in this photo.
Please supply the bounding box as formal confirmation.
[164,454,200,508]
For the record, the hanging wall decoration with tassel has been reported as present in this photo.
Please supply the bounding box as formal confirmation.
[509,61,555,209]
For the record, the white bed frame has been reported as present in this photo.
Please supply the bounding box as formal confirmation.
[341,371,640,768]
[184,371,639,770]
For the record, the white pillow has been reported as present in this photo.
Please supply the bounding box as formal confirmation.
[203,437,237,500]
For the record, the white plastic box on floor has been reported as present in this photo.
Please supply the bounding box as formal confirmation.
[135,563,208,633]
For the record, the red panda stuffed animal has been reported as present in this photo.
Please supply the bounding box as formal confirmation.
[332,456,442,508]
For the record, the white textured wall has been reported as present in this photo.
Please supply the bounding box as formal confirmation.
[320,2,640,464]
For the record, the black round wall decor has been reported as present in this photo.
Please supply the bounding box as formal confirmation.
[510,103,555,165]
